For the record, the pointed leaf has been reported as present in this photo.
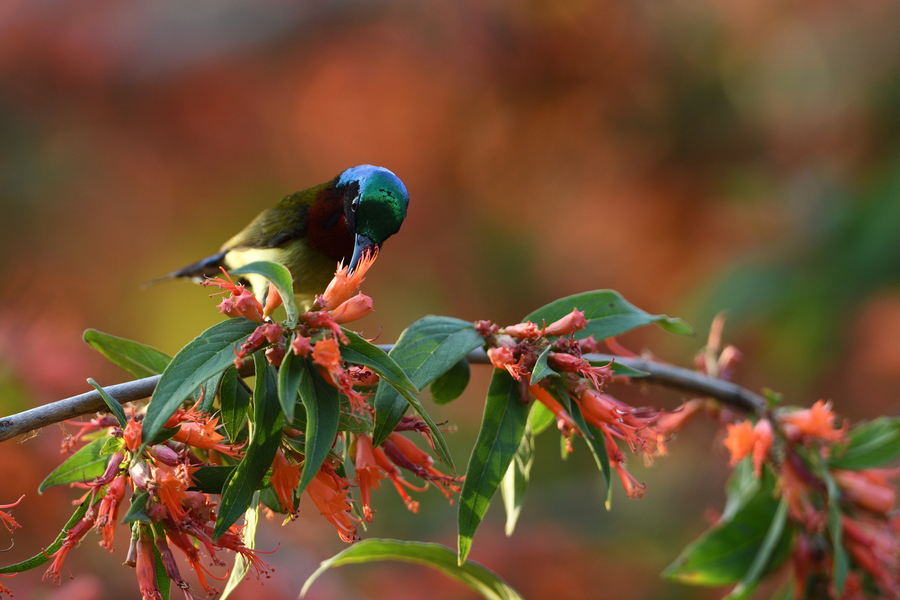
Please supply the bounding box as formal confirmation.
[219,367,251,443]
[301,539,523,600]
[143,318,258,450]
[664,468,792,585]
[341,328,456,469]
[430,358,471,405]
[214,353,284,540]
[828,417,900,470]
[723,499,790,599]
[568,400,612,508]
[501,423,535,537]
[524,290,692,340]
[87,378,128,428]
[83,329,172,379]
[458,369,530,563]
[189,466,236,494]
[229,260,299,328]
[295,358,340,497]
[277,346,304,423]
[529,345,556,384]
[817,455,849,595]
[220,491,260,600]
[527,401,556,436]
[39,438,108,493]
[151,523,172,600]
[123,491,151,524]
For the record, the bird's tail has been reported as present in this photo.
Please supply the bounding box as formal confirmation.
[140,251,228,290]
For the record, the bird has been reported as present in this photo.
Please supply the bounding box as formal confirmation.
[159,165,409,308]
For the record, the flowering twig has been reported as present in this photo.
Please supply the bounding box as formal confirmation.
[0,349,766,444]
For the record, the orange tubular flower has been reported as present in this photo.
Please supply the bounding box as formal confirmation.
[263,282,283,318]
[832,467,900,515]
[136,529,163,600]
[98,475,127,550]
[354,434,385,521]
[43,511,97,585]
[270,450,301,515]
[547,353,612,391]
[381,433,463,502]
[152,464,191,524]
[373,445,427,513]
[0,495,24,533]
[779,400,846,444]
[842,516,900,597]
[329,293,374,324]
[204,270,264,322]
[305,466,359,543]
[603,432,645,499]
[312,338,342,373]
[318,249,377,311]
[504,321,541,340]
[487,346,526,381]
[167,410,242,458]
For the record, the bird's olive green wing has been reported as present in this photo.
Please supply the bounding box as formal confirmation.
[220,183,328,251]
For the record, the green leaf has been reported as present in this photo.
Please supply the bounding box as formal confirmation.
[39,438,108,493]
[458,369,530,564]
[189,466,236,494]
[229,260,299,328]
[527,401,556,436]
[664,468,792,585]
[300,539,523,600]
[214,353,284,540]
[220,491,260,600]
[0,496,97,574]
[524,290,692,340]
[721,459,761,523]
[723,499,790,600]
[828,417,900,470]
[529,346,556,384]
[296,357,340,498]
[430,358,471,405]
[219,367,251,443]
[341,328,456,469]
[338,399,374,434]
[123,490,151,524]
[817,455,849,595]
[277,346,304,423]
[196,371,226,413]
[605,360,650,378]
[83,329,171,379]
[151,524,172,600]
[501,423,535,537]
[87,378,128,428]
[372,316,483,457]
[100,436,125,456]
[143,318,258,450]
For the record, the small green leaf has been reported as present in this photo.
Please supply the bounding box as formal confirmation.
[100,436,125,456]
[229,260,299,328]
[664,468,792,585]
[605,360,649,378]
[277,346,303,423]
[296,357,340,498]
[0,496,97,574]
[220,491,260,600]
[501,424,535,537]
[301,539,523,600]
[39,438,108,493]
[219,367,251,443]
[829,417,900,470]
[196,371,226,413]
[524,290,692,340]
[817,454,849,595]
[87,378,128,428]
[143,318,259,450]
[123,490,151,524]
[568,400,612,508]
[151,524,172,600]
[529,346,556,384]
[83,329,171,379]
[458,369,530,564]
[430,358,471,405]
[214,353,284,540]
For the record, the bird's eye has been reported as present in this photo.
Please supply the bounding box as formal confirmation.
[351,197,359,212]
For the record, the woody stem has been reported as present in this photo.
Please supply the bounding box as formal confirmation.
[0,348,766,443]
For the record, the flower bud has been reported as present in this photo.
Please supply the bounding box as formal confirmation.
[504,321,540,340]
[291,335,312,358]
[329,293,374,324]
[544,309,587,337]
[263,282,283,318]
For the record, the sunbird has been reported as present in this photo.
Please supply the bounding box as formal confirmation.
[162,165,409,307]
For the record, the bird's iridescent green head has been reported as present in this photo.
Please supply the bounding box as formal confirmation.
[337,165,409,271]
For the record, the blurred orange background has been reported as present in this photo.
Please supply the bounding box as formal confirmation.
[1,1,899,598]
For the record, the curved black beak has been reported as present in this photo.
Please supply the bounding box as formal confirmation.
[348,233,377,274]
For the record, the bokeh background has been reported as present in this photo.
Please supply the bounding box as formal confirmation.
[1,0,899,598]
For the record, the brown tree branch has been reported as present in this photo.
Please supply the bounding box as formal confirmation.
[0,348,765,443]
